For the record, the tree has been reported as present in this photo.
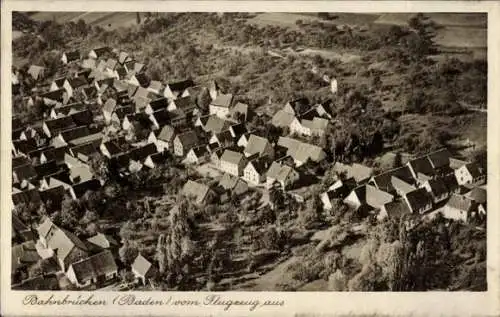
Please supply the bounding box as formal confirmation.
[119,241,138,266]
[88,153,110,183]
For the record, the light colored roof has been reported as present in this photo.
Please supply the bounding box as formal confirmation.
[446,194,477,212]
[267,162,294,182]
[204,115,230,134]
[272,110,296,127]
[132,254,154,277]
[103,98,117,113]
[86,233,117,249]
[465,187,486,204]
[301,117,329,131]
[182,180,210,204]
[244,135,270,156]
[351,184,394,209]
[157,125,176,142]
[221,149,245,165]
[391,176,416,194]
[211,93,233,108]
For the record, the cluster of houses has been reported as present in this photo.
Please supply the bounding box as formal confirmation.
[11,46,487,289]
[320,149,487,223]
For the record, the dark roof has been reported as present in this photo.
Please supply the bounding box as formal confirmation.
[82,86,98,99]
[443,174,459,192]
[247,156,272,174]
[167,79,194,94]
[13,164,38,182]
[113,105,134,120]
[173,96,197,113]
[149,97,169,111]
[465,162,485,179]
[151,109,171,127]
[34,160,61,178]
[71,179,101,198]
[64,50,80,62]
[426,178,449,197]
[70,250,117,284]
[12,188,41,206]
[40,88,65,102]
[408,157,435,177]
[52,77,66,88]
[287,97,310,115]
[44,116,76,134]
[102,137,128,156]
[71,142,99,158]
[427,148,451,169]
[12,156,32,168]
[39,185,65,209]
[70,109,93,126]
[134,72,150,87]
[129,143,157,162]
[90,46,111,58]
[67,76,88,89]
[176,130,199,148]
[229,122,247,138]
[13,139,39,155]
[383,200,411,219]
[60,126,91,142]
[405,188,433,212]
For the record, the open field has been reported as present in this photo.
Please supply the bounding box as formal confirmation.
[28,11,138,30]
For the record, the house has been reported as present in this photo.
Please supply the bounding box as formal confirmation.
[465,187,487,205]
[151,125,176,152]
[219,174,249,196]
[61,51,80,64]
[12,215,35,244]
[12,164,38,184]
[148,81,165,95]
[450,157,470,170]
[210,148,225,169]
[39,89,66,105]
[271,109,296,128]
[27,65,45,81]
[173,131,199,157]
[209,93,233,118]
[377,200,411,221]
[102,98,117,124]
[420,178,449,204]
[442,194,479,222]
[277,137,326,167]
[443,173,460,194]
[406,157,436,183]
[128,72,150,88]
[243,157,271,185]
[11,241,41,284]
[50,77,67,91]
[181,180,214,205]
[369,166,415,193]
[12,188,41,207]
[403,188,433,214]
[39,185,66,212]
[66,250,117,288]
[203,115,231,134]
[266,161,299,190]
[320,185,351,211]
[244,135,274,158]
[164,80,195,100]
[52,126,92,147]
[37,218,89,271]
[131,254,157,285]
[183,146,208,165]
[283,98,310,116]
[391,176,417,196]
[42,116,75,138]
[237,133,251,148]
[81,58,97,70]
[208,79,223,100]
[167,109,187,128]
[228,123,248,140]
[290,117,330,137]
[149,109,171,130]
[128,143,158,165]
[143,152,169,169]
[167,96,198,118]
[455,162,486,185]
[63,76,88,98]
[145,97,169,115]
[210,130,234,148]
[427,148,452,174]
[68,179,101,200]
[100,137,129,158]
[229,102,249,122]
[344,184,394,211]
[88,47,111,59]
[34,160,62,179]
[70,142,99,162]
[110,106,135,127]
[220,149,247,176]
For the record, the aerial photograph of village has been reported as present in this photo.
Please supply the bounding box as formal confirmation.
[11,12,487,291]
